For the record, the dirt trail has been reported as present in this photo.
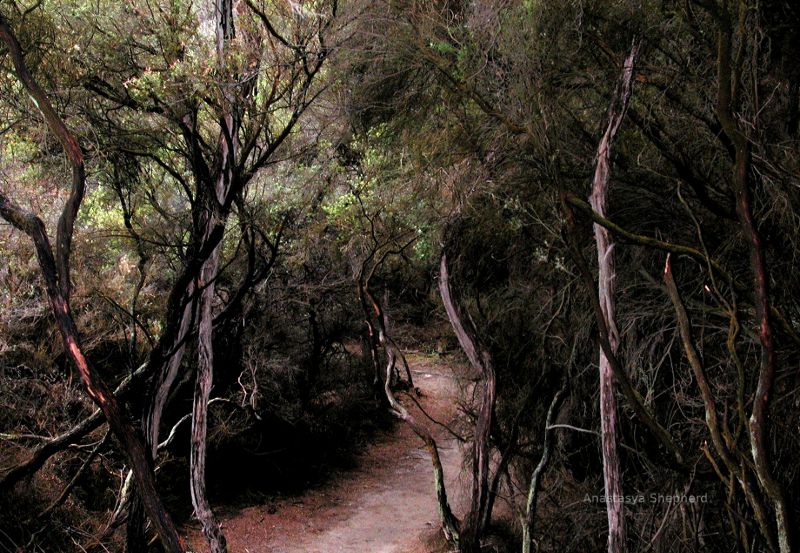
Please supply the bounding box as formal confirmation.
[188,353,466,553]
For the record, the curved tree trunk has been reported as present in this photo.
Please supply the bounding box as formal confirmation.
[145,291,195,458]
[438,254,497,553]
[0,17,184,553]
[127,290,196,551]
[355,233,419,396]
[714,8,792,550]
[381,339,461,545]
[357,276,384,397]
[191,240,227,553]
[664,255,777,551]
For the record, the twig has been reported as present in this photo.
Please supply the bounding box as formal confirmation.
[35,431,111,520]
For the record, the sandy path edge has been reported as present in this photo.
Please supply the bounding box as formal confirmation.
[185,353,467,553]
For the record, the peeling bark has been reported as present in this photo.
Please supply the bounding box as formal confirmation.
[191,239,227,553]
[188,2,236,550]
[145,292,195,458]
[588,40,640,553]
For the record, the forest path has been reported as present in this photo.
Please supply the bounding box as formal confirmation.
[188,353,467,553]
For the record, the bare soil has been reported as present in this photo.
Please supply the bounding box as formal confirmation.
[186,353,468,553]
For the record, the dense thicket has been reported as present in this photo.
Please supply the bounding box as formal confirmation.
[1,1,799,552]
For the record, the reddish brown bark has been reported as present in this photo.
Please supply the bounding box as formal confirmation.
[0,363,145,492]
[191,197,228,553]
[355,229,418,395]
[188,2,236,550]
[714,7,792,550]
[145,292,195,457]
[0,17,184,553]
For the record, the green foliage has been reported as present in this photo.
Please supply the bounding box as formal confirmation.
[2,0,800,551]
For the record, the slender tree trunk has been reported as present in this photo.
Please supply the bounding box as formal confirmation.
[380,337,461,545]
[383,291,415,388]
[713,8,792,550]
[357,277,384,396]
[188,2,236,550]
[369,286,414,389]
[522,388,565,553]
[0,18,183,553]
[356,243,417,397]
[191,240,227,553]
[482,412,523,532]
[664,255,778,551]
[439,254,496,553]
[589,40,640,553]
[146,292,195,458]
[126,291,195,551]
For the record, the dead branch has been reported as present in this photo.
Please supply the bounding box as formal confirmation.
[522,386,566,553]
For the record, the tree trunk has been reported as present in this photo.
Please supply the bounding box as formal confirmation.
[588,40,640,553]
[356,242,417,398]
[145,291,195,458]
[714,9,792,550]
[188,2,236,550]
[522,388,565,553]
[0,17,183,553]
[357,277,384,397]
[191,239,227,553]
[380,337,461,545]
[127,290,195,551]
[0,150,184,553]
[664,255,777,551]
[438,253,496,553]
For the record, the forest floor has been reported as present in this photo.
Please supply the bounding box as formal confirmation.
[186,352,469,553]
